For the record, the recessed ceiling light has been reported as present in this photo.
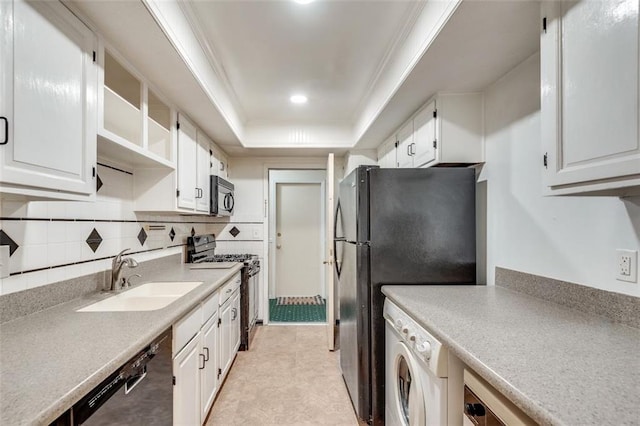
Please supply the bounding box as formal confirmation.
[290,94,308,104]
[293,0,315,4]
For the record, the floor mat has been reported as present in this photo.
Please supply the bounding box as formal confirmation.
[269,298,326,322]
[276,295,324,305]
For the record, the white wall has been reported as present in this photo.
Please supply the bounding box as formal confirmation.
[0,162,222,295]
[480,53,640,297]
[343,149,378,177]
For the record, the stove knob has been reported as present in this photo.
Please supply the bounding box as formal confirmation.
[416,341,432,359]
[394,319,404,331]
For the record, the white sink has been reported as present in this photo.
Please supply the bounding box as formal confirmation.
[77,281,203,312]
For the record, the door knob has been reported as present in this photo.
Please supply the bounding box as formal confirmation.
[323,260,333,265]
[276,245,282,249]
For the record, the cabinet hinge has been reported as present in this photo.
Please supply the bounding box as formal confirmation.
[217,368,222,378]
[542,17,547,33]
[433,140,437,149]
[176,189,180,197]
[92,51,96,63]
[218,317,222,326]
[543,152,548,168]
[209,149,213,156]
[433,109,437,119]
[176,121,180,130]
[394,141,399,148]
[92,166,96,178]
[172,376,176,385]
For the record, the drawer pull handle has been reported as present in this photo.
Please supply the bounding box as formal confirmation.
[0,117,8,145]
[203,346,209,361]
[199,354,206,369]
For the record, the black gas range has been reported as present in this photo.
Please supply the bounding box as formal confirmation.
[186,235,260,350]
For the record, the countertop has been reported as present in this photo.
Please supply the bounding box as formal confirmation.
[0,262,243,426]
[382,285,640,426]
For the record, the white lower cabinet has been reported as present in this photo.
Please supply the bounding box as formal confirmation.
[200,312,219,419]
[172,273,241,425]
[173,333,202,426]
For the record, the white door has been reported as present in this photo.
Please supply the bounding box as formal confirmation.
[196,131,211,212]
[0,0,97,195]
[177,114,197,210]
[413,101,437,168]
[325,154,336,350]
[200,313,218,419]
[275,182,323,297]
[397,121,414,168]
[173,333,202,426]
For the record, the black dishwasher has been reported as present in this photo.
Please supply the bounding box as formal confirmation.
[72,329,173,425]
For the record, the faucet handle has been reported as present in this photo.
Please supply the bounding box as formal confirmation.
[124,273,142,288]
[112,248,131,268]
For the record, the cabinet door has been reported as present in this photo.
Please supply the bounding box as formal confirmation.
[231,290,241,353]
[177,114,197,210]
[377,136,397,168]
[0,0,97,195]
[219,300,232,378]
[195,131,211,213]
[396,121,414,168]
[412,101,437,167]
[173,333,201,426]
[200,312,219,420]
[542,0,640,187]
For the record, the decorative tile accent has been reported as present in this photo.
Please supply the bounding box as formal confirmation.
[85,228,102,253]
[96,174,103,192]
[137,228,147,246]
[169,227,176,242]
[0,230,19,256]
[229,226,240,238]
[191,227,196,237]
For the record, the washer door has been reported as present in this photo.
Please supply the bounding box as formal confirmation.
[391,341,425,426]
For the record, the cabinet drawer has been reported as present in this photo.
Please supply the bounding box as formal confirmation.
[173,305,202,356]
[202,291,219,324]
[219,272,241,306]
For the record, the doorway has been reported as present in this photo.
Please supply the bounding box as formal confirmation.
[268,170,325,323]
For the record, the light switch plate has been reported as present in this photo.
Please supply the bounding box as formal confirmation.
[0,246,9,279]
[616,249,637,283]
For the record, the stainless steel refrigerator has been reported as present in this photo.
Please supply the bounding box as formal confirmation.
[334,165,476,425]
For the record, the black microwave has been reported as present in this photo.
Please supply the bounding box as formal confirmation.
[210,176,234,216]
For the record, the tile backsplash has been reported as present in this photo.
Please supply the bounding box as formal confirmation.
[0,162,263,295]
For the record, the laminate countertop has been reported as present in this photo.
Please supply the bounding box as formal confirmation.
[0,262,243,426]
[382,285,640,426]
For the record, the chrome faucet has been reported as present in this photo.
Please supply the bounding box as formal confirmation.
[110,249,139,291]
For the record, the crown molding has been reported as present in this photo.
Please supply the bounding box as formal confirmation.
[351,1,427,122]
[178,0,247,123]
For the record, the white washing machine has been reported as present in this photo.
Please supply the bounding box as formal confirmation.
[384,299,449,426]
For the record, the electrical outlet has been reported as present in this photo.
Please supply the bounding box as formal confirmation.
[616,249,637,283]
[252,228,260,240]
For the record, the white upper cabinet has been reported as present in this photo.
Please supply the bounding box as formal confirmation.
[541,0,640,196]
[412,100,437,167]
[396,121,414,168]
[177,115,198,210]
[210,147,228,180]
[0,0,97,200]
[380,93,483,169]
[98,48,175,169]
[196,131,212,213]
[377,136,397,168]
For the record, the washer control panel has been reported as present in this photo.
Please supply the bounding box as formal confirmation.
[384,299,448,378]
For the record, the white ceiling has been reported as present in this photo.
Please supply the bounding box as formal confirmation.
[187,1,417,126]
[67,0,540,157]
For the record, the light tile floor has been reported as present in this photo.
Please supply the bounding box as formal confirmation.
[205,325,360,425]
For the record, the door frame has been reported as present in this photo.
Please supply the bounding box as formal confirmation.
[263,167,327,324]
